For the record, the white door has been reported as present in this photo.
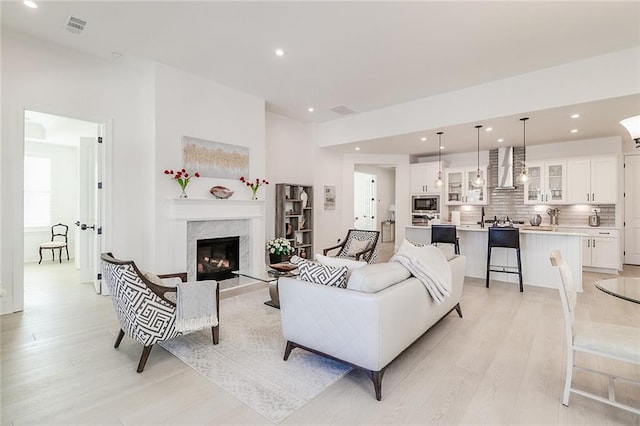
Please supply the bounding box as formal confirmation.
[625,154,640,265]
[77,135,106,294]
[354,172,377,230]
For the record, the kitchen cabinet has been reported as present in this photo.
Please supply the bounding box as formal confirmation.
[410,163,441,194]
[567,156,617,204]
[445,167,488,205]
[580,228,619,270]
[524,161,567,204]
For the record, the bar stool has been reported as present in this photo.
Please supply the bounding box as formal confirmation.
[486,227,523,292]
[431,224,460,255]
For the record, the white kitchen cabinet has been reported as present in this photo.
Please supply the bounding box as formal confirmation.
[445,167,488,205]
[524,161,567,205]
[410,163,441,194]
[567,156,617,204]
[580,228,619,270]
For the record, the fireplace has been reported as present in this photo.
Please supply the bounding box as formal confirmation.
[196,236,239,281]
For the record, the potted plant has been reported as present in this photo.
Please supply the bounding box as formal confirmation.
[266,237,293,264]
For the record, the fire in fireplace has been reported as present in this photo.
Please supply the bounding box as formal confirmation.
[196,236,239,281]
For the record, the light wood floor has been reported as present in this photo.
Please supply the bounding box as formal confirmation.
[2,258,639,425]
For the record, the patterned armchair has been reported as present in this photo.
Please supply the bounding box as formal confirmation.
[323,229,380,263]
[101,253,219,373]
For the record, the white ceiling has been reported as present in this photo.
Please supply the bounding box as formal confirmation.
[3,1,639,154]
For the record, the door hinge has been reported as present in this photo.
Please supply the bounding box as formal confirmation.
[97,136,103,144]
[97,273,102,280]
[97,226,102,235]
[97,181,102,189]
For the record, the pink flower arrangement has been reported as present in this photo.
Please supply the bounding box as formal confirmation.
[164,168,200,198]
[239,176,269,199]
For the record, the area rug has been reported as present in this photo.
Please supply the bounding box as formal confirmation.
[159,288,352,424]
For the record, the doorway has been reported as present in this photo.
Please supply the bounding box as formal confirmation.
[23,110,106,296]
[624,154,640,265]
[354,171,377,230]
[353,165,397,245]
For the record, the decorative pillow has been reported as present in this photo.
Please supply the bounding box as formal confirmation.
[314,253,367,278]
[345,239,371,257]
[299,262,348,288]
[406,240,456,261]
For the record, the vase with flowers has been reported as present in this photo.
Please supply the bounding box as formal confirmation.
[239,176,269,200]
[266,237,292,264]
[164,168,200,198]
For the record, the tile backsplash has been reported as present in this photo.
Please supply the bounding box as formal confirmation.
[449,147,616,227]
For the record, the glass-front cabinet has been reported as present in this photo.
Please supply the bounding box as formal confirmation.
[524,161,566,205]
[445,167,488,205]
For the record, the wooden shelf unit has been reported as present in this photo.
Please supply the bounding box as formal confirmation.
[275,183,314,258]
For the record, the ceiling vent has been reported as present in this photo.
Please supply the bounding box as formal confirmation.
[329,105,356,116]
[63,15,87,34]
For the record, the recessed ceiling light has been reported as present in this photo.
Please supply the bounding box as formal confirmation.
[485,127,493,132]
[497,138,504,143]
[439,146,445,150]
[274,48,285,57]
[307,107,314,113]
[421,137,427,141]
[111,51,122,58]
[355,147,360,151]
[571,113,580,119]
[570,129,578,133]
[23,1,37,8]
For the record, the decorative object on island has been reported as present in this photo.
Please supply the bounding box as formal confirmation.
[239,176,269,200]
[619,115,640,148]
[518,117,530,183]
[434,131,444,188]
[471,125,485,188]
[266,237,292,264]
[275,184,314,258]
[530,214,542,226]
[209,186,234,199]
[164,168,200,198]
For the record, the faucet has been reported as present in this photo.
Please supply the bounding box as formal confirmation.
[480,207,485,228]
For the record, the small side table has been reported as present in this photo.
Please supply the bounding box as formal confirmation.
[381,221,395,242]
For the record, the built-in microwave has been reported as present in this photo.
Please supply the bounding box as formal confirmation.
[412,195,439,214]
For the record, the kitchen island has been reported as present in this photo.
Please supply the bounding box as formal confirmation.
[406,224,585,291]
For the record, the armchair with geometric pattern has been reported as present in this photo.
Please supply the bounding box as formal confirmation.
[323,229,380,263]
[100,253,219,373]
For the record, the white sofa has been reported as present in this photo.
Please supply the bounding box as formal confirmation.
[278,254,466,400]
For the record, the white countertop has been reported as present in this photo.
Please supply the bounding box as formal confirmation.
[406,223,588,237]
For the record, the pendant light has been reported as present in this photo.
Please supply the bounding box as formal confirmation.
[434,132,444,188]
[518,117,530,183]
[471,125,485,187]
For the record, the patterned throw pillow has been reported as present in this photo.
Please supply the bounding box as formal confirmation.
[345,239,371,257]
[299,262,348,288]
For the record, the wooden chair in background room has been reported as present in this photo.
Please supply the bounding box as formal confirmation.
[38,223,69,264]
[550,250,640,415]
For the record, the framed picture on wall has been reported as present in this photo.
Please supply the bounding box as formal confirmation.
[182,136,249,179]
[324,185,336,210]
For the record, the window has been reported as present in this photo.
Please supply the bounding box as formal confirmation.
[24,156,51,227]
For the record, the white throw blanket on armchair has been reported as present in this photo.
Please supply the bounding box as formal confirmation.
[175,280,219,332]
[390,239,452,304]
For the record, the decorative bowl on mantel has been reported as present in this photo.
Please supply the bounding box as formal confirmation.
[209,186,234,199]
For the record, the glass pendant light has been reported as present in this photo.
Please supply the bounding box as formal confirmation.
[434,131,444,188]
[471,125,485,187]
[518,117,530,183]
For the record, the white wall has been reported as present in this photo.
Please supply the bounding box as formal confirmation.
[23,141,78,263]
[1,29,154,313]
[153,63,266,274]
[318,47,640,146]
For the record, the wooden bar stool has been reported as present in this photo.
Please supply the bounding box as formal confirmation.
[431,224,460,255]
[486,227,523,292]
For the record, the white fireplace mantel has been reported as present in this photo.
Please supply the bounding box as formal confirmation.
[163,198,266,277]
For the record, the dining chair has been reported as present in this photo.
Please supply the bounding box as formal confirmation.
[550,250,640,414]
[38,223,69,264]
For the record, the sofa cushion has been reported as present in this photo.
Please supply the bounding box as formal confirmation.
[314,253,367,278]
[299,262,348,288]
[347,262,412,293]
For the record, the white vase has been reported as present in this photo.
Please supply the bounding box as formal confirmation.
[300,189,308,209]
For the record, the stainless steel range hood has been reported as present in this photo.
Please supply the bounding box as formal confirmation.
[496,146,515,189]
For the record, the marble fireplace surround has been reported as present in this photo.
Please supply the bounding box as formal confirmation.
[168,199,265,282]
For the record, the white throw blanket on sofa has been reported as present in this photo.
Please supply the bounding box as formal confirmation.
[390,240,452,304]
